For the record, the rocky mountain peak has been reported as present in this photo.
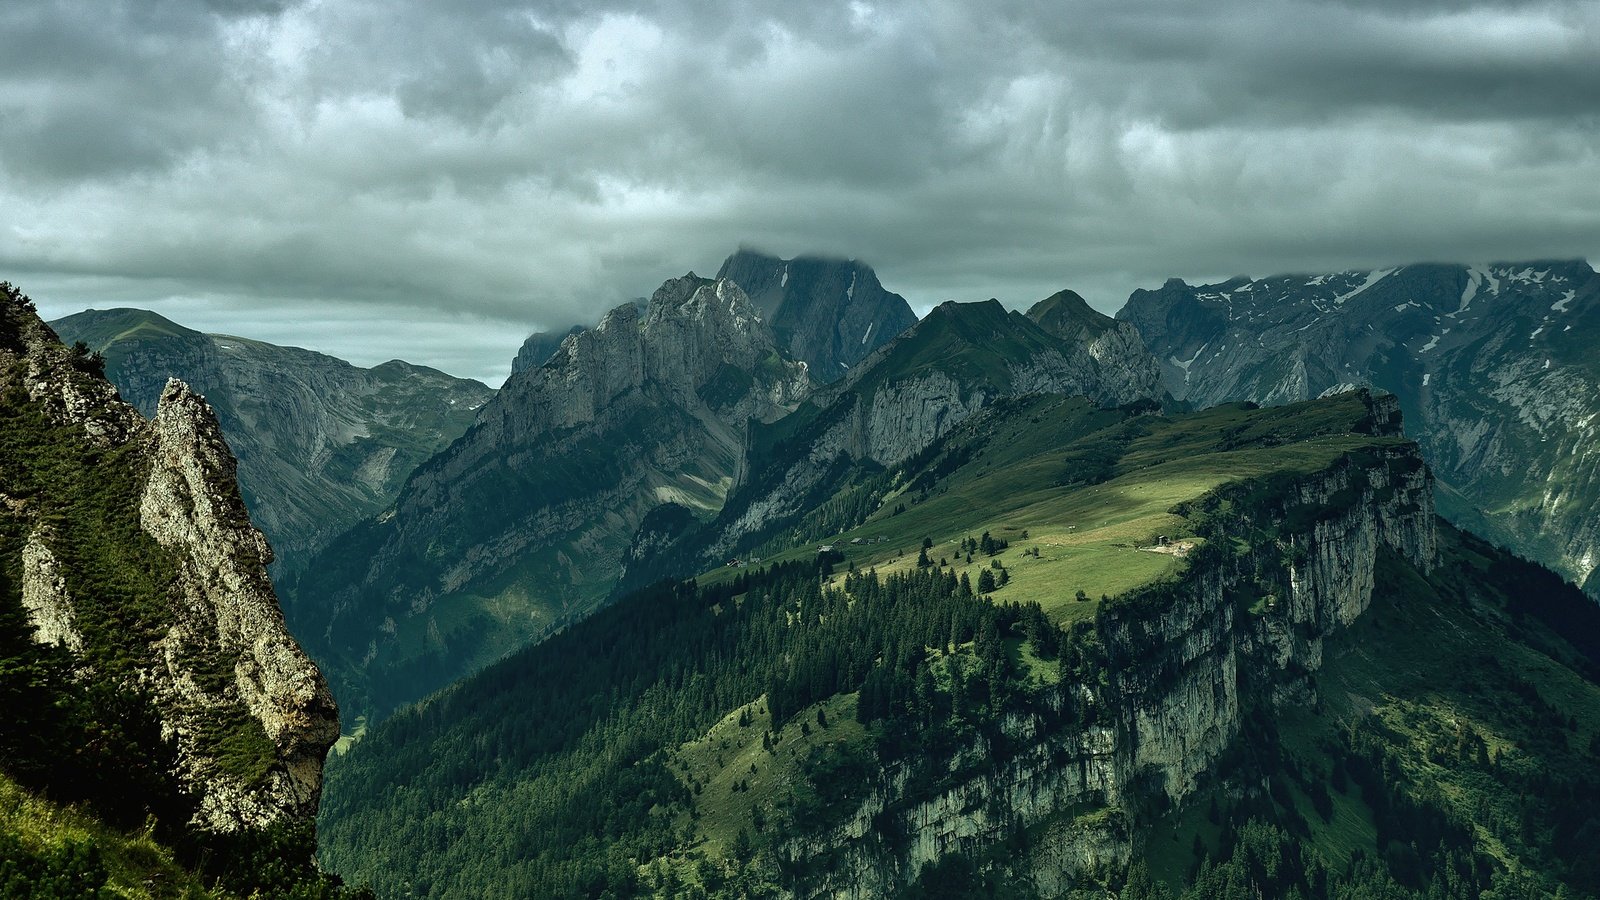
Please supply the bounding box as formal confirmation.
[1116,258,1600,597]
[294,271,813,720]
[1027,289,1163,404]
[1025,289,1103,331]
[715,247,918,379]
[140,378,340,828]
[511,324,585,373]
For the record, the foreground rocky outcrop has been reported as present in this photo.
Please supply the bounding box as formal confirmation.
[3,286,338,832]
[51,308,493,576]
[780,400,1435,897]
[293,274,812,721]
[1117,260,1600,596]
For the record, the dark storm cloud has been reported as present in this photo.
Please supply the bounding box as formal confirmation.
[5,0,1597,384]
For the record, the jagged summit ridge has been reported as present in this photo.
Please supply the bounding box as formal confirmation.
[635,296,1168,577]
[716,248,918,379]
[1117,258,1600,596]
[293,272,812,720]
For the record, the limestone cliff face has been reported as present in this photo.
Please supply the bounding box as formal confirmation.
[20,532,80,653]
[779,433,1436,897]
[716,249,919,380]
[698,300,1164,563]
[1117,260,1600,596]
[1026,289,1163,409]
[3,293,338,833]
[295,274,811,720]
[50,308,493,576]
[141,380,340,829]
[509,323,586,374]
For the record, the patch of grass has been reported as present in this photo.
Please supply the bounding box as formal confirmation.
[0,772,226,899]
[713,393,1398,630]
[672,692,867,857]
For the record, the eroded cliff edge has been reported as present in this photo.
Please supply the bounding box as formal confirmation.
[778,400,1435,898]
[2,285,338,833]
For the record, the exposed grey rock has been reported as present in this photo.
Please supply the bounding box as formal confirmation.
[1117,260,1600,596]
[717,249,918,379]
[20,531,81,653]
[294,274,811,720]
[510,324,585,374]
[780,424,1436,896]
[50,308,493,575]
[697,299,1164,564]
[141,379,340,829]
[2,299,338,834]
[1027,289,1163,405]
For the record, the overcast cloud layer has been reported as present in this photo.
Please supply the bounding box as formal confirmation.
[5,0,1598,384]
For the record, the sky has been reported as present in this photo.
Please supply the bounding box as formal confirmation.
[4,0,1599,386]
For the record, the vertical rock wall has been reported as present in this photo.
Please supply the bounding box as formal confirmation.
[779,442,1437,897]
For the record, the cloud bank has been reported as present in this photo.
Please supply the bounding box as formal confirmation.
[5,0,1597,383]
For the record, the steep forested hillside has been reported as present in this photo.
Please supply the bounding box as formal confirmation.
[318,389,1599,898]
[289,275,811,726]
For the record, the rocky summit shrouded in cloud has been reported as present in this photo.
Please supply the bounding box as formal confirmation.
[5,0,1598,384]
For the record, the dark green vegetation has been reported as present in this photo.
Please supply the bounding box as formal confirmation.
[1,285,366,899]
[314,384,1600,898]
[51,307,493,577]
[319,557,1069,897]
[1118,524,1600,900]
[289,274,819,729]
[295,397,733,723]
[1026,288,1122,343]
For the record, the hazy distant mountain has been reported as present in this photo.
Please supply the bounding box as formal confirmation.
[1118,260,1600,596]
[51,308,493,576]
[291,274,811,721]
[717,249,918,379]
[510,324,584,374]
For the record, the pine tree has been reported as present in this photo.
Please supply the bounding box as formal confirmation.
[977,568,996,593]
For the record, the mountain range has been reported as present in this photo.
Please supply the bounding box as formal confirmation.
[50,308,492,576]
[290,272,815,720]
[619,290,1163,593]
[320,378,1600,898]
[1118,260,1600,597]
[508,249,917,382]
[13,250,1600,900]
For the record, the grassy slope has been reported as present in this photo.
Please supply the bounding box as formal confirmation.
[669,635,1067,867]
[713,392,1401,626]
[0,774,224,900]
[666,392,1411,870]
